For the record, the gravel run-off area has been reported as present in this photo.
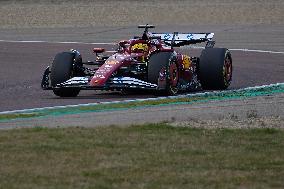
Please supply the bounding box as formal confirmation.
[0,0,283,29]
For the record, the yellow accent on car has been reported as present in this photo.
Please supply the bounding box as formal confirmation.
[131,43,148,52]
[182,55,191,69]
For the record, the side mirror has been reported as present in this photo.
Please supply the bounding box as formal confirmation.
[93,48,105,54]
[117,40,129,53]
[118,40,128,47]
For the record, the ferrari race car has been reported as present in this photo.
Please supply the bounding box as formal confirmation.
[41,25,232,97]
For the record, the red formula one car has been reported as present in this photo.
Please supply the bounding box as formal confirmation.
[41,25,232,97]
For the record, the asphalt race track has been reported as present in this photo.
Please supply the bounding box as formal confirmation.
[0,25,284,112]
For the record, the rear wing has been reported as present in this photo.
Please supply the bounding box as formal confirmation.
[150,32,214,47]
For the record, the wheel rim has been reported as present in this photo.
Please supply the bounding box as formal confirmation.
[223,55,232,85]
[169,63,178,86]
[168,62,179,94]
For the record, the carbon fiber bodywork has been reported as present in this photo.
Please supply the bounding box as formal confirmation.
[41,25,231,96]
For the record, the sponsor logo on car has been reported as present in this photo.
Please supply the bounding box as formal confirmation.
[106,60,119,65]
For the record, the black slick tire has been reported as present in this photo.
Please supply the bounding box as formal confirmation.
[198,48,232,90]
[50,52,80,97]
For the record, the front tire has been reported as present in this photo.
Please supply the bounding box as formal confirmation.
[198,48,232,90]
[50,52,81,97]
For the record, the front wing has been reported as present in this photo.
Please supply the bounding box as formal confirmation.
[41,70,158,91]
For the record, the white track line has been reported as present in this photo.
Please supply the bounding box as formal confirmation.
[1,39,284,54]
[0,83,283,115]
[229,48,284,54]
[184,46,284,54]
[0,40,283,114]
[0,39,115,45]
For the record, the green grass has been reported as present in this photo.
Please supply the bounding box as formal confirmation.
[0,124,283,189]
[0,113,43,120]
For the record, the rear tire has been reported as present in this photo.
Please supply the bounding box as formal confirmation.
[148,52,179,95]
[50,52,80,97]
[198,48,232,90]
